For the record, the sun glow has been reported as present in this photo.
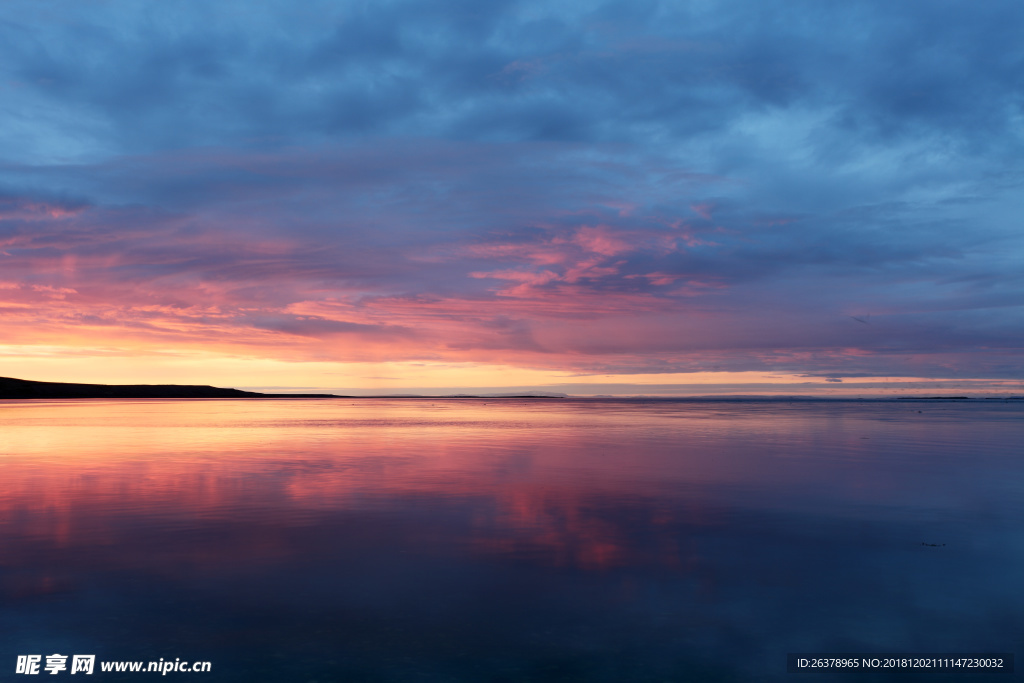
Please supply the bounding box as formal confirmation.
[2,344,1017,396]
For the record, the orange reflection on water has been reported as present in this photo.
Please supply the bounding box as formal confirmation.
[5,396,966,583]
[0,399,752,578]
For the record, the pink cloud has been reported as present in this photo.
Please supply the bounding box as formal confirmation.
[562,258,621,284]
[462,243,567,266]
[0,197,730,369]
[469,268,562,297]
[689,202,714,220]
[0,199,86,223]
[571,225,633,256]
[469,269,561,285]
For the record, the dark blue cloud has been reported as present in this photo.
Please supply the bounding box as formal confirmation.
[2,0,1020,157]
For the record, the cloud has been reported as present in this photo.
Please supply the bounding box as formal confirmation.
[0,0,1022,382]
[3,0,1021,159]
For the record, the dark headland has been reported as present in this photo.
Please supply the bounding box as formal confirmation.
[896,396,970,400]
[0,376,344,399]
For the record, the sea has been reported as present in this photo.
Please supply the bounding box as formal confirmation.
[1,398,1021,681]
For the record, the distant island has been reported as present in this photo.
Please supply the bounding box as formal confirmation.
[0,376,344,399]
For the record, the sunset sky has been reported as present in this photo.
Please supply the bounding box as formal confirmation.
[1,0,1022,395]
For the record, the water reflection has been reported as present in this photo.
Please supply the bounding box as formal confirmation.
[1,399,1022,681]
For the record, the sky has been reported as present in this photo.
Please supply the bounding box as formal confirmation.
[1,0,1022,396]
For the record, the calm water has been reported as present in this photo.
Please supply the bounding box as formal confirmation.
[1,398,1021,681]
